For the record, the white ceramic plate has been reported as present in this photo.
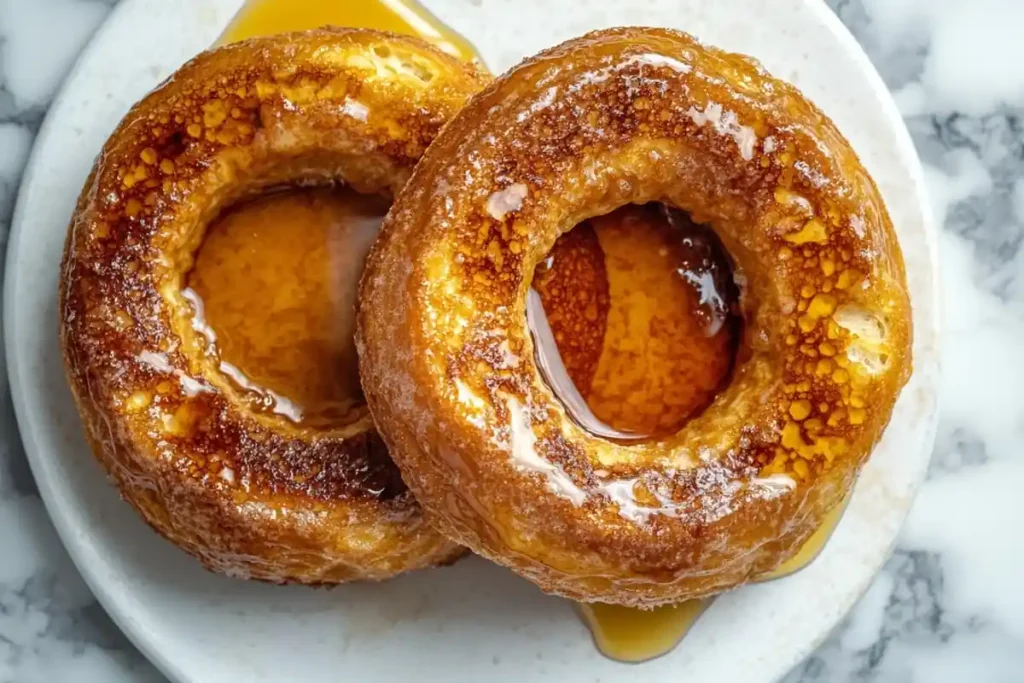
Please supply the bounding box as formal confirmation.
[5,1,939,681]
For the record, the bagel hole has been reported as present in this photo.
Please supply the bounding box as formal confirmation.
[185,185,389,429]
[528,203,741,440]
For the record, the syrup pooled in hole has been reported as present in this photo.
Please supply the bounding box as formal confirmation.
[209,0,477,425]
[219,0,481,64]
[186,187,388,429]
[531,203,740,438]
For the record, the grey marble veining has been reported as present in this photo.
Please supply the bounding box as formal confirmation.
[2,0,1023,680]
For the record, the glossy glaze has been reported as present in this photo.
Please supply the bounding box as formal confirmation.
[214,5,877,659]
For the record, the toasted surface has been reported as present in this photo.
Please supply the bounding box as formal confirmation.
[358,27,912,605]
[59,28,487,583]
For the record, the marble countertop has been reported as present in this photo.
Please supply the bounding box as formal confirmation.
[1,0,1022,681]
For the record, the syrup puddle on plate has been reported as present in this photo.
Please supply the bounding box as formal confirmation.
[573,496,851,663]
[218,0,481,64]
[577,600,714,664]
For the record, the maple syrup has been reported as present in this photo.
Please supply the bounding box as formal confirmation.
[186,187,388,428]
[573,498,850,663]
[531,203,850,661]
[758,495,851,581]
[218,0,481,64]
[533,203,740,437]
[577,600,713,663]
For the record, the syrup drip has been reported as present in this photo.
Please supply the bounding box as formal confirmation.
[530,203,849,661]
[578,600,713,663]
[187,187,388,428]
[758,494,851,582]
[575,495,849,664]
[218,0,481,64]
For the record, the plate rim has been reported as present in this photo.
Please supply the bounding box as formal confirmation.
[3,1,940,681]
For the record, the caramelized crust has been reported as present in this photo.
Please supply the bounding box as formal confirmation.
[358,28,912,604]
[59,29,487,583]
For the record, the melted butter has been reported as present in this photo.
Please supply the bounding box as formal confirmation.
[532,203,739,438]
[218,0,481,64]
[187,186,388,428]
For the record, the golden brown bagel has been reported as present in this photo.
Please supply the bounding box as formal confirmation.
[357,27,912,605]
[59,28,487,583]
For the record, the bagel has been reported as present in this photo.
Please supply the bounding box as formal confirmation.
[357,27,912,605]
[59,29,487,583]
